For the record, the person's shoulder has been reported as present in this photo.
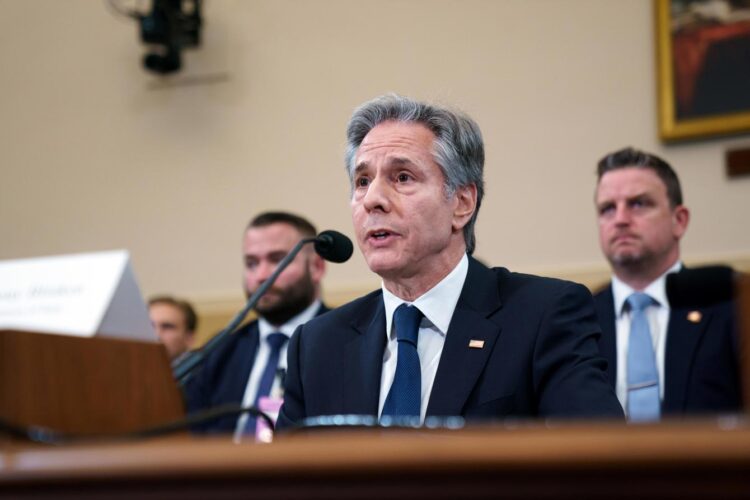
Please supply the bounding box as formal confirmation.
[301,289,382,330]
[234,318,260,335]
[489,266,589,297]
[202,319,259,365]
[591,281,612,301]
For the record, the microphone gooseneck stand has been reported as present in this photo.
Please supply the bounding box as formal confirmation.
[172,229,353,389]
[172,235,317,388]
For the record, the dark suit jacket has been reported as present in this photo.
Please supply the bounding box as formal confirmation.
[593,284,741,416]
[277,258,623,430]
[184,303,329,433]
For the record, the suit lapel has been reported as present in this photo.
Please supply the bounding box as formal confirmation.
[663,307,710,412]
[426,258,503,417]
[343,293,386,415]
[225,323,259,403]
[597,286,618,389]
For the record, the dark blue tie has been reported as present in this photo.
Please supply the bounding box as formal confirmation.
[244,332,288,434]
[256,332,289,404]
[381,304,423,419]
[626,293,660,422]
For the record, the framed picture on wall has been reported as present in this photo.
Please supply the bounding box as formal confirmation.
[656,0,750,141]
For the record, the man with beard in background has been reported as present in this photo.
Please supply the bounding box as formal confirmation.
[185,211,328,435]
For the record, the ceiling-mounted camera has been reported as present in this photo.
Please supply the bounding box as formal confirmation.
[107,0,202,75]
[140,0,201,74]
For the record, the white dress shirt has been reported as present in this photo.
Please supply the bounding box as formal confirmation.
[233,299,321,438]
[378,254,469,422]
[612,262,681,410]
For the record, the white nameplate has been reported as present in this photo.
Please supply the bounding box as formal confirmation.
[0,250,156,341]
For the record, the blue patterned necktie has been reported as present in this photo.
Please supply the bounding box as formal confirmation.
[381,304,424,419]
[244,332,288,434]
[626,292,660,422]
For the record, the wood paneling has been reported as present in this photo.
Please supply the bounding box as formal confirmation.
[0,330,185,435]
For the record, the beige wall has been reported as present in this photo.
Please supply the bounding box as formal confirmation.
[1,1,749,340]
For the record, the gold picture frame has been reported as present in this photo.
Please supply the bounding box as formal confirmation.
[656,0,750,141]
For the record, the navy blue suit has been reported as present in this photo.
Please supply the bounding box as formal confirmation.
[185,303,329,433]
[277,258,623,430]
[593,284,741,416]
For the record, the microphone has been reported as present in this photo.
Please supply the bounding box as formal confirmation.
[173,230,353,387]
[314,230,354,263]
[666,265,736,309]
[292,415,466,432]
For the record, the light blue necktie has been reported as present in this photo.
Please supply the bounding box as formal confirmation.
[243,332,288,434]
[626,293,661,422]
[381,304,423,419]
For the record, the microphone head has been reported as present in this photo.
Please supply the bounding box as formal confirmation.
[665,265,735,309]
[314,230,354,263]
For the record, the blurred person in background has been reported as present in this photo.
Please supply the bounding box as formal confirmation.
[149,296,197,365]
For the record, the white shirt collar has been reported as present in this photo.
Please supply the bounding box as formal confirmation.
[381,253,469,339]
[258,299,321,338]
[612,261,682,316]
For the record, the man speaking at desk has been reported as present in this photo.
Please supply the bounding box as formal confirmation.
[277,95,622,429]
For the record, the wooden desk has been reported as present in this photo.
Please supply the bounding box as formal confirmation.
[2,421,750,499]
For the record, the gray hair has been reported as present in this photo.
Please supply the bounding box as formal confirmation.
[344,94,485,255]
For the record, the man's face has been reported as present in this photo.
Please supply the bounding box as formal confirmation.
[596,167,688,273]
[243,222,324,325]
[350,121,475,286]
[149,303,193,360]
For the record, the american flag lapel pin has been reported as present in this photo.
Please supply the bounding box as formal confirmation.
[687,311,702,323]
[469,339,485,349]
